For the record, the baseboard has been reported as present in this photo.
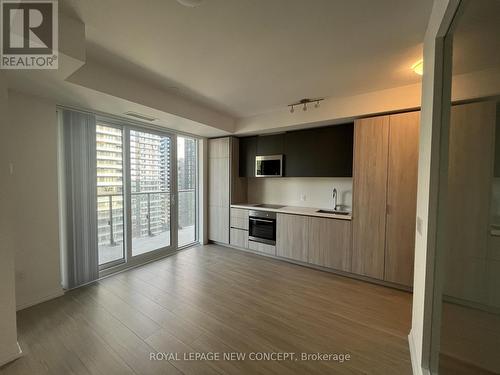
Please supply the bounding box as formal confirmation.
[0,342,22,368]
[16,289,64,311]
[409,330,431,375]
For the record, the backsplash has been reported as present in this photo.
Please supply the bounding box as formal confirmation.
[247,177,353,210]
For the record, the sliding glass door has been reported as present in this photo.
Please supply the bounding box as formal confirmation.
[96,119,197,272]
[97,124,126,267]
[177,136,197,247]
[130,129,172,256]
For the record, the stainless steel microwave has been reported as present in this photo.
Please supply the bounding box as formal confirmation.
[255,155,283,177]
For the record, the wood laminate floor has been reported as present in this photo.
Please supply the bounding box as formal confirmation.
[1,244,413,375]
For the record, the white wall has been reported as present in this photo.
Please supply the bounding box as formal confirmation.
[247,177,352,210]
[7,91,63,310]
[0,73,21,366]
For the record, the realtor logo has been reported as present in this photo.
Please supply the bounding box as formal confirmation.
[1,0,58,69]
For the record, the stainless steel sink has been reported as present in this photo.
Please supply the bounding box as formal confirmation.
[316,209,350,215]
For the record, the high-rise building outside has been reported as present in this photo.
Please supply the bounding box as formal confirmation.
[178,137,196,229]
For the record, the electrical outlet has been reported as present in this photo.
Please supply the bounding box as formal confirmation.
[9,162,14,175]
[300,194,306,202]
[16,270,26,282]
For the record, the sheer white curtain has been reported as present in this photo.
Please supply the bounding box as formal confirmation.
[60,109,98,289]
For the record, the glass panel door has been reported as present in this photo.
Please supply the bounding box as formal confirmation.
[177,136,197,247]
[96,118,199,274]
[129,129,172,256]
[96,125,125,267]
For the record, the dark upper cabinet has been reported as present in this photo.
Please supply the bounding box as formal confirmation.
[256,134,285,156]
[284,123,353,177]
[238,123,353,178]
[239,136,257,177]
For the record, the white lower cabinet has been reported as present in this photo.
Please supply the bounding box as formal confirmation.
[229,209,353,274]
[230,228,248,249]
[248,240,276,256]
[230,208,249,230]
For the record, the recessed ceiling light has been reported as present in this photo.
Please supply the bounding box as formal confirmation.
[176,0,204,7]
[412,59,423,75]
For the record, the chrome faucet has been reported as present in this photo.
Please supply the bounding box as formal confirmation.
[332,188,338,211]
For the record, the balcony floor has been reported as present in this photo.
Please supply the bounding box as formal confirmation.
[99,225,195,265]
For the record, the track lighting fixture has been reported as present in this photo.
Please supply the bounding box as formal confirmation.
[288,98,324,114]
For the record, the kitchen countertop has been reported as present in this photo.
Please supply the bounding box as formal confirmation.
[231,203,352,220]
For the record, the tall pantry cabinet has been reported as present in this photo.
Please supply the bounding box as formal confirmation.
[208,137,247,244]
[352,111,420,287]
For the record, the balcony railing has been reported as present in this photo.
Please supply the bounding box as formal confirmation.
[97,189,195,246]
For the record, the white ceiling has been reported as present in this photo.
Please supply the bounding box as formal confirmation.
[60,0,433,118]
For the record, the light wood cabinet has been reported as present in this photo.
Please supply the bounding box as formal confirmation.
[352,115,390,280]
[384,111,420,286]
[230,208,248,230]
[208,138,230,244]
[209,137,229,158]
[230,228,248,249]
[352,111,419,286]
[209,137,248,245]
[276,213,309,262]
[208,158,229,207]
[248,240,276,255]
[308,217,352,272]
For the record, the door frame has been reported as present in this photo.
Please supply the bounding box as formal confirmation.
[408,1,461,374]
[97,117,181,277]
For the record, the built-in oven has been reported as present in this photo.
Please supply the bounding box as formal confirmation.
[255,155,283,177]
[248,210,276,245]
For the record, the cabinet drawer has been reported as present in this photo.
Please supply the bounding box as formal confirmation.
[230,228,248,249]
[230,208,249,230]
[248,240,276,256]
